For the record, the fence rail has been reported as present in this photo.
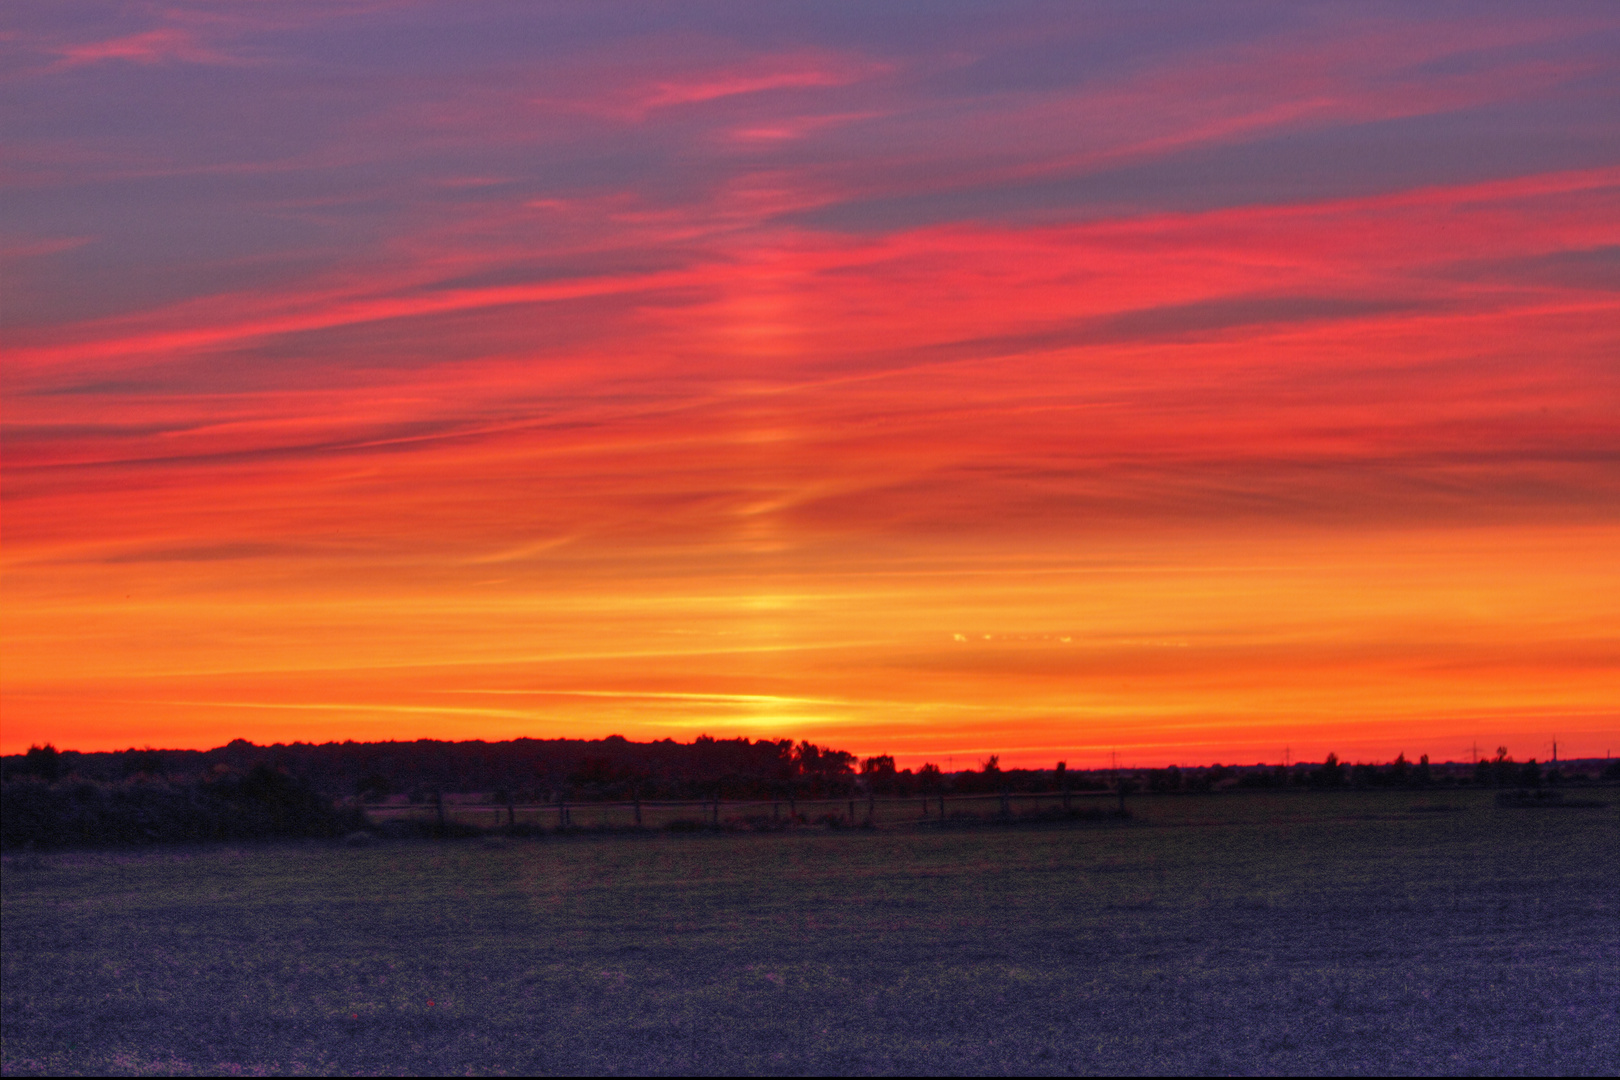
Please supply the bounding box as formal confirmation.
[360,790,1121,830]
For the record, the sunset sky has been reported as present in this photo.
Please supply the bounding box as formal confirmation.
[3,2,1617,766]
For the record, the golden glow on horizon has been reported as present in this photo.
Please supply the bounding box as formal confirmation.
[3,6,1617,764]
[6,526,1616,765]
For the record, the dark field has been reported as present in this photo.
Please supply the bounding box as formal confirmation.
[3,790,1616,1075]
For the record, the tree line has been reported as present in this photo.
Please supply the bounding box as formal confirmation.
[3,735,861,802]
[5,738,1616,849]
[1205,748,1620,791]
[2,735,861,847]
[2,762,364,849]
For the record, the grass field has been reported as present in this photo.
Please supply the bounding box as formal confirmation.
[3,789,1616,1075]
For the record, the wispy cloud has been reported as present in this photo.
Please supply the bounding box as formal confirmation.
[48,26,236,68]
[4,2,1617,760]
[639,56,888,112]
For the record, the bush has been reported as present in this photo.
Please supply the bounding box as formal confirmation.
[1,767,364,849]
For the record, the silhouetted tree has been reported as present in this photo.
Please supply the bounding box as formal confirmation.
[1490,747,1516,787]
[1311,753,1345,788]
[22,744,60,782]
[125,748,170,778]
[1149,765,1183,792]
[861,755,896,777]
[1389,753,1409,785]
[860,754,898,794]
[795,741,855,778]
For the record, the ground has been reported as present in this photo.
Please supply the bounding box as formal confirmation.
[3,789,1616,1075]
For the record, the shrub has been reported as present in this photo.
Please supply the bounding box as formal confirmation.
[0,768,364,849]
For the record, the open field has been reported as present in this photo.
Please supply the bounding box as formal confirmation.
[4,789,1616,1075]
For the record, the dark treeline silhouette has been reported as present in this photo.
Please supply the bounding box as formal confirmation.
[1175,749,1620,791]
[2,763,364,849]
[2,735,860,806]
[6,738,1617,849]
[2,734,856,848]
[867,754,1109,796]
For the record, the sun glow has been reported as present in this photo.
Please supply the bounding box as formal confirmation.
[4,4,1617,763]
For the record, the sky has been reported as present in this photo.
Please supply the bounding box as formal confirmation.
[3,1,1618,767]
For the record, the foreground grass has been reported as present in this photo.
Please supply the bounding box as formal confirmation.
[3,790,1616,1075]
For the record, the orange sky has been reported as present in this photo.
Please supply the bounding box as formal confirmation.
[3,3,1617,765]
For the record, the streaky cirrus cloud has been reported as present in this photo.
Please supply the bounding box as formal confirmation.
[3,2,1616,762]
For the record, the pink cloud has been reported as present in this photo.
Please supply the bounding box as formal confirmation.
[5,3,1617,758]
[50,27,235,68]
[526,49,892,124]
[641,61,884,111]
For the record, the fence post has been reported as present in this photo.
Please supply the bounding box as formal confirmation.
[634,793,642,827]
[558,795,567,829]
[847,797,855,825]
[1000,790,1010,818]
[867,792,875,826]
[507,797,515,827]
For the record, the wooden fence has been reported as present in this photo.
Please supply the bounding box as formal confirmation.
[361,790,1121,830]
